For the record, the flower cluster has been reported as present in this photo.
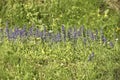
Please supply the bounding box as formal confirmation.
[0,25,115,48]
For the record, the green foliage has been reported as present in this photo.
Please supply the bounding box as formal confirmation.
[0,37,120,80]
[0,0,120,80]
[0,0,120,30]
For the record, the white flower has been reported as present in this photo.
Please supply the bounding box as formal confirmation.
[115,38,118,41]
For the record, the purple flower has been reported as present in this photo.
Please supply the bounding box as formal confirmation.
[47,31,53,39]
[51,33,56,43]
[19,29,26,38]
[94,29,98,40]
[88,52,94,61]
[73,27,78,43]
[61,25,66,41]
[14,27,20,37]
[101,35,107,44]
[109,41,114,48]
[6,28,12,40]
[90,31,95,41]
[42,27,47,41]
[55,32,61,42]
[67,27,72,40]
[11,32,17,39]
[35,29,40,37]
[73,27,77,38]
[29,27,34,36]
[5,27,9,36]
[77,28,81,37]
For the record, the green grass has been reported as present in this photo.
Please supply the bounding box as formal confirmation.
[0,0,120,80]
[0,36,120,80]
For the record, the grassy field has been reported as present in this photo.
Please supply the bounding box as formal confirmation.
[0,0,120,80]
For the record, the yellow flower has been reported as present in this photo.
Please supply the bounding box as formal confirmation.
[116,27,120,32]
[104,9,109,18]
[59,14,63,17]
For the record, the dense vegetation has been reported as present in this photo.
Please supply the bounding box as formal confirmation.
[0,0,120,80]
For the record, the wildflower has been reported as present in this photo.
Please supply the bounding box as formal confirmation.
[11,32,17,39]
[101,35,107,44]
[95,29,98,40]
[6,28,12,40]
[73,27,78,43]
[77,28,81,37]
[5,27,9,36]
[47,31,53,39]
[109,41,114,48]
[14,27,20,38]
[90,31,95,41]
[42,27,47,41]
[35,29,40,38]
[19,30,23,37]
[61,25,66,41]
[51,33,56,43]
[55,32,61,42]
[73,27,77,39]
[29,27,34,36]
[115,38,118,41]
[67,27,72,40]
[88,52,94,61]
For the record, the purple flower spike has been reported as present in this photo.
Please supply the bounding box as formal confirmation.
[61,25,66,41]
[6,28,13,40]
[19,29,26,38]
[101,35,107,44]
[109,41,114,48]
[29,27,34,36]
[35,29,40,38]
[47,31,53,39]
[73,27,77,38]
[67,27,72,40]
[88,52,94,61]
[56,32,61,42]
[14,27,20,37]
[90,32,95,41]
[94,29,98,40]
[42,28,48,42]
[77,28,81,37]
[6,27,9,36]
[11,32,17,39]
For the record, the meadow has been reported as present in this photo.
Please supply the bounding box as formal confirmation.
[0,0,120,80]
